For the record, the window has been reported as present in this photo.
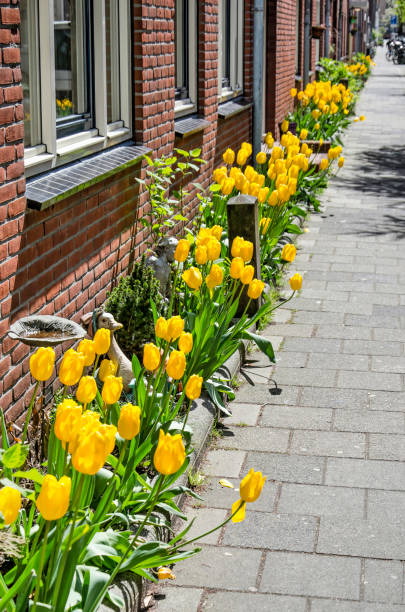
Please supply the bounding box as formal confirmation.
[20,0,132,176]
[218,0,244,102]
[175,0,197,117]
[295,0,301,75]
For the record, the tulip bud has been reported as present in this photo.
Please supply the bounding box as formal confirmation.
[54,399,83,444]
[240,468,266,502]
[221,177,235,196]
[338,156,344,168]
[236,148,249,166]
[320,158,329,171]
[155,317,168,340]
[281,119,289,133]
[157,567,176,580]
[36,475,71,521]
[76,376,98,404]
[30,346,55,382]
[256,151,267,165]
[206,237,221,261]
[174,239,190,263]
[93,328,111,355]
[289,273,303,291]
[153,429,186,475]
[230,257,244,279]
[247,279,265,299]
[231,236,244,258]
[101,375,123,405]
[59,349,85,387]
[240,265,255,285]
[268,190,278,206]
[118,403,141,440]
[0,486,21,524]
[77,339,96,367]
[223,148,235,165]
[300,128,308,140]
[182,267,203,290]
[185,374,203,400]
[258,187,269,204]
[195,245,208,265]
[290,88,297,97]
[210,225,223,241]
[143,343,161,371]
[178,332,193,354]
[166,350,186,380]
[240,241,254,263]
[281,244,297,263]
[98,359,118,382]
[167,316,185,342]
[206,264,223,290]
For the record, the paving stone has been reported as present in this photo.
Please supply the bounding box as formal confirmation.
[218,425,290,453]
[310,601,405,612]
[368,490,405,523]
[334,410,405,434]
[236,383,299,405]
[364,559,403,603]
[154,587,203,612]
[274,367,337,388]
[369,391,405,411]
[372,355,405,373]
[222,402,261,426]
[260,405,333,430]
[260,552,361,599]
[282,297,323,311]
[317,516,405,560]
[203,591,307,612]
[222,510,317,552]
[273,351,308,369]
[278,483,364,517]
[300,387,369,409]
[337,370,403,392]
[261,324,315,338]
[302,288,349,301]
[291,430,366,458]
[272,308,293,323]
[174,545,262,590]
[374,328,405,342]
[202,450,246,478]
[350,292,400,306]
[239,364,273,385]
[308,353,369,372]
[293,310,345,325]
[244,452,325,484]
[316,325,372,340]
[282,337,342,354]
[343,339,402,356]
[321,300,374,315]
[325,458,405,491]
[369,434,405,460]
[345,314,401,329]
[201,477,279,512]
[182,507,228,545]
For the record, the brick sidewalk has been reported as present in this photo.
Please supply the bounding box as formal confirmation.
[154,49,405,612]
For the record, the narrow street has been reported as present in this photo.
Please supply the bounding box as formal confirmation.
[155,49,405,612]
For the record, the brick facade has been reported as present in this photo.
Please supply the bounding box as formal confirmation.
[0,0,354,426]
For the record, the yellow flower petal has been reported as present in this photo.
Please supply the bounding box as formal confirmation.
[219,479,235,489]
[231,499,246,523]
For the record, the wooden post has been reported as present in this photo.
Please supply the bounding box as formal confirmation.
[227,194,261,316]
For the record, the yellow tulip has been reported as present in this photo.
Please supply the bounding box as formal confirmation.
[281,119,289,133]
[102,375,123,405]
[0,486,21,524]
[278,184,290,203]
[54,399,83,444]
[281,244,297,263]
[241,142,252,155]
[213,167,227,184]
[256,173,265,187]
[72,428,112,475]
[76,376,97,404]
[93,328,111,355]
[319,158,329,171]
[143,343,161,371]
[182,267,203,290]
[248,182,260,197]
[210,225,223,240]
[338,156,344,168]
[265,133,274,148]
[36,475,71,521]
[59,349,85,387]
[240,240,254,263]
[29,346,55,382]
[244,165,256,181]
[290,88,297,97]
[157,566,176,580]
[98,358,118,382]
[289,273,302,291]
[271,146,283,161]
[206,237,221,261]
[231,236,244,258]
[223,148,235,165]
[230,257,245,279]
[232,468,266,523]
[185,374,203,400]
[240,265,254,285]
[195,245,208,265]
[260,217,271,234]
[206,263,223,289]
[167,316,185,341]
[77,339,96,367]
[268,190,278,206]
[247,279,265,299]
[166,350,186,380]
[221,177,235,196]
[155,317,168,340]
[256,151,267,165]
[300,128,308,140]
[118,403,141,440]
[178,332,193,354]
[174,239,190,263]
[153,429,186,475]
[359,115,365,121]
[236,148,249,166]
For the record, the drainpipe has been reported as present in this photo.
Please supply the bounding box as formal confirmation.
[252,0,264,160]
[324,0,330,56]
[304,0,311,86]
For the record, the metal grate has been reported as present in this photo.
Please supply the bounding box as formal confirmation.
[174,116,210,138]
[218,100,252,120]
[26,143,150,211]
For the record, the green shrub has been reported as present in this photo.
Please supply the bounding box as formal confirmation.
[105,255,166,358]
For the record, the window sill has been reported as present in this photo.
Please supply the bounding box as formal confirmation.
[174,116,210,138]
[218,100,252,120]
[26,142,150,211]
[218,88,243,104]
[175,100,197,119]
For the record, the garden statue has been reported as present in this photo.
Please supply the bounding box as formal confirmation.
[145,236,178,297]
[81,308,133,391]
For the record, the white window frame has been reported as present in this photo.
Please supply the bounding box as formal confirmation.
[23,0,132,177]
[174,0,198,118]
[218,0,244,103]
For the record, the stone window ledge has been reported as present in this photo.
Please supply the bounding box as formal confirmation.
[174,116,210,138]
[218,100,252,120]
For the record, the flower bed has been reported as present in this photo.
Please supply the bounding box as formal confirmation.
[0,56,373,611]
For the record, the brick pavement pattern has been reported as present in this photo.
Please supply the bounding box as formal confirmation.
[155,50,405,611]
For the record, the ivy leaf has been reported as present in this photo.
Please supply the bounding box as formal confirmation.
[2,444,29,469]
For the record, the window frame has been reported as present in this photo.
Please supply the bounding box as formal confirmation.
[22,0,132,177]
[174,0,198,118]
[218,0,244,103]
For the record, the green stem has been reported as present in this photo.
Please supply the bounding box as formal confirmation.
[110,439,128,493]
[44,521,62,598]
[168,264,180,317]
[181,399,192,433]
[92,354,100,378]
[21,381,40,444]
[32,520,51,611]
